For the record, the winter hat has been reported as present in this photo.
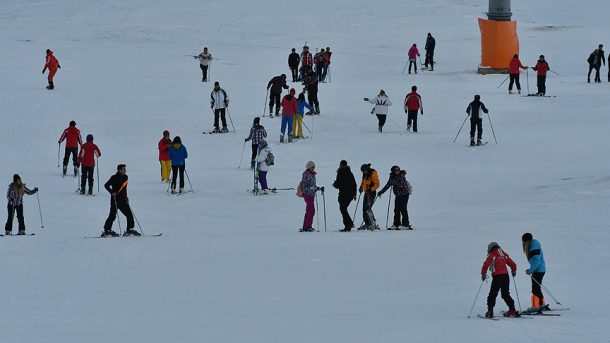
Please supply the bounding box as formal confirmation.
[306,161,315,170]
[163,130,170,137]
[173,136,182,145]
[391,165,400,173]
[474,95,481,100]
[339,160,348,167]
[522,233,533,242]
[13,174,20,182]
[411,85,417,91]
[46,49,51,54]
[86,134,93,142]
[360,163,371,172]
[290,88,296,95]
[379,89,385,95]
[539,55,545,59]
[253,117,260,125]
[69,120,76,127]
[281,74,287,79]
[487,242,499,253]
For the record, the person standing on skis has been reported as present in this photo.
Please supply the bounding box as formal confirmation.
[508,54,528,94]
[210,82,230,133]
[424,33,436,71]
[407,44,420,74]
[102,164,140,237]
[42,49,61,89]
[158,130,172,183]
[300,161,323,232]
[293,92,313,139]
[404,86,423,132]
[587,44,605,83]
[267,74,289,117]
[5,174,38,236]
[481,242,519,318]
[377,165,412,230]
[245,117,267,169]
[466,95,489,146]
[332,160,357,232]
[58,120,83,177]
[255,140,273,194]
[532,55,550,96]
[280,88,298,143]
[288,48,300,82]
[168,136,188,194]
[195,47,213,82]
[77,134,101,195]
[522,233,547,313]
[364,90,392,133]
[358,163,380,230]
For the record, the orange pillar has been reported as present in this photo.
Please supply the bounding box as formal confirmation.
[478,18,519,73]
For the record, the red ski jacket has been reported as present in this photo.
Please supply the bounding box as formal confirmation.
[533,61,550,76]
[508,58,526,74]
[404,91,423,111]
[301,52,312,66]
[59,127,82,148]
[324,51,332,65]
[481,247,517,276]
[281,95,298,116]
[45,51,59,71]
[78,142,101,167]
[158,138,172,161]
[408,46,420,59]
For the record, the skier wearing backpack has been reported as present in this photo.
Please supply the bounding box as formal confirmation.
[404,86,423,132]
[195,47,213,82]
[358,163,380,230]
[58,120,83,177]
[42,49,61,89]
[587,44,605,83]
[288,48,300,82]
[210,82,230,133]
[481,242,519,318]
[508,54,528,94]
[158,130,172,182]
[364,90,392,133]
[407,44,421,74]
[168,136,188,194]
[280,88,298,143]
[377,165,412,230]
[332,160,357,232]
[522,233,547,312]
[267,74,289,117]
[532,55,550,96]
[255,140,273,194]
[5,174,38,236]
[102,164,140,237]
[466,95,489,146]
[245,117,268,169]
[293,92,313,139]
[77,134,101,195]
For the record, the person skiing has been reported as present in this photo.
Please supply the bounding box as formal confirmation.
[255,140,272,194]
[195,47,213,82]
[168,136,188,194]
[508,54,528,94]
[522,233,547,312]
[407,44,421,74]
[466,95,489,146]
[424,33,435,71]
[293,92,313,139]
[377,165,412,230]
[58,120,83,177]
[42,49,61,89]
[77,134,101,195]
[364,90,392,133]
[358,163,380,230]
[245,117,267,169]
[322,47,332,82]
[299,46,313,81]
[314,48,325,81]
[531,55,550,96]
[481,242,519,318]
[210,81,230,133]
[280,88,298,143]
[303,67,320,114]
[267,74,289,117]
[5,174,38,236]
[300,161,323,232]
[288,48,300,82]
[587,44,605,83]
[158,130,172,183]
[332,160,357,232]
[404,86,423,132]
[102,164,140,237]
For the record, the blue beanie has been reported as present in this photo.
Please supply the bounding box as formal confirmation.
[86,134,93,141]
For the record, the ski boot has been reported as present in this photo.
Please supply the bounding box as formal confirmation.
[470,138,475,146]
[485,310,493,318]
[518,90,521,94]
[280,135,285,143]
[314,105,320,115]
[171,188,176,194]
[101,229,119,237]
[179,188,184,194]
[221,127,229,133]
[124,229,141,237]
[88,187,93,196]
[288,135,293,143]
[250,160,255,170]
[399,225,413,230]
[74,166,79,176]
[477,139,482,146]
[5,230,11,236]
[268,108,273,117]
[407,124,411,132]
[261,189,269,195]
[503,309,519,317]
[212,127,221,133]
[62,165,67,176]
[17,230,26,235]
[80,189,86,195]
[378,126,383,133]
[508,90,512,94]
[387,225,399,230]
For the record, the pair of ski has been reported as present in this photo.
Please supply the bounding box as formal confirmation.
[168,190,193,196]
[478,307,568,320]
[470,142,488,147]
[202,130,230,135]
[84,233,163,239]
[247,187,295,194]
[1,233,35,237]
[522,94,556,98]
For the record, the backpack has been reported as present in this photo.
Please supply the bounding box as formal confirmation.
[296,181,303,197]
[587,52,595,64]
[265,151,275,166]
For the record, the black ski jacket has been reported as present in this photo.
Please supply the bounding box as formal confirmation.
[288,52,300,68]
[104,173,129,202]
[333,166,357,199]
[267,76,288,94]
[425,36,436,51]
[466,100,489,119]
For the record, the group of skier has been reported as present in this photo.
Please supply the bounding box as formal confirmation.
[58,121,102,195]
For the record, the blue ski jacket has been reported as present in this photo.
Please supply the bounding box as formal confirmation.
[527,239,546,273]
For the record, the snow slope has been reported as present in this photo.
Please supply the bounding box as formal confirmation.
[1,0,610,342]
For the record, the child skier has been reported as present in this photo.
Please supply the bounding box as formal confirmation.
[168,136,188,194]
[245,117,268,169]
[522,233,547,312]
[481,242,519,318]
[77,134,101,195]
[5,174,38,235]
[255,140,272,194]
[466,95,489,146]
[407,44,420,74]
[293,92,313,139]
[300,161,323,232]
[158,130,172,182]
[358,163,380,230]
[280,88,298,142]
[58,120,83,176]
[377,165,412,230]
[364,90,392,133]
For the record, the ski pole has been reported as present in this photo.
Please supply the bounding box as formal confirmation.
[526,68,530,95]
[497,75,510,88]
[238,140,246,169]
[385,187,392,229]
[401,59,409,74]
[263,89,269,117]
[76,167,80,191]
[322,189,327,232]
[208,62,211,81]
[530,275,561,305]
[315,192,320,231]
[57,143,60,168]
[96,156,100,193]
[167,168,173,192]
[36,191,44,228]
[253,166,259,195]
[226,109,237,134]
[486,112,498,144]
[453,114,470,143]
[467,279,485,318]
[418,56,424,72]
[549,70,560,76]
[128,204,145,235]
[352,192,362,223]
[301,116,312,134]
[328,65,331,83]
[184,168,195,193]
[512,274,522,312]
[114,196,122,236]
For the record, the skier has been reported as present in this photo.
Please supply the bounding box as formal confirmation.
[332,160,357,232]
[293,92,313,139]
[481,242,519,318]
[255,140,272,194]
[314,48,325,81]
[404,86,423,132]
[195,47,213,82]
[58,120,83,177]
[322,47,332,82]
[300,161,323,232]
[377,165,412,230]
[303,68,320,114]
[407,44,421,74]
[77,134,101,195]
[280,88,298,143]
[244,117,267,169]
[158,130,172,182]
[42,49,61,89]
[522,233,547,312]
[210,81,230,133]
[424,33,435,71]
[299,46,313,81]
[587,44,605,83]
[168,136,188,194]
[102,164,140,237]
[358,163,380,230]
[531,55,550,96]
[267,74,289,117]
[466,95,489,146]
[364,90,392,133]
[288,48,300,82]
[5,174,38,236]
[508,54,528,94]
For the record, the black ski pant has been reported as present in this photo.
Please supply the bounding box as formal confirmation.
[508,74,521,91]
[307,89,319,109]
[424,51,434,70]
[269,92,281,114]
[408,59,417,73]
[393,194,410,227]
[171,165,185,189]
[315,63,324,80]
[81,166,95,193]
[537,75,546,94]
[376,114,387,128]
[362,191,377,225]
[487,274,515,311]
[63,147,78,166]
[103,199,134,230]
[5,204,25,232]
[407,110,418,132]
[289,66,298,82]
[200,64,209,81]
[338,195,354,229]
[588,64,601,82]
[251,144,259,162]
[470,117,483,139]
[531,272,545,305]
[214,108,227,129]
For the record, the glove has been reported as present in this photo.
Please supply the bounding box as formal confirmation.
[58,64,61,69]
[363,97,369,101]
[525,269,531,275]
[34,187,38,192]
[358,187,363,193]
[481,274,487,281]
[244,138,248,142]
[58,141,61,144]
[512,271,516,277]
[211,105,214,109]
[377,192,382,197]
[420,109,424,115]
[42,69,45,74]
[318,186,324,193]
[224,101,229,107]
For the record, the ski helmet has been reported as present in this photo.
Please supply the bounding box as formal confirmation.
[487,242,499,253]
[391,165,400,173]
[86,134,93,142]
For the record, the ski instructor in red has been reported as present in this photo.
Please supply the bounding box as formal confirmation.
[42,49,61,90]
